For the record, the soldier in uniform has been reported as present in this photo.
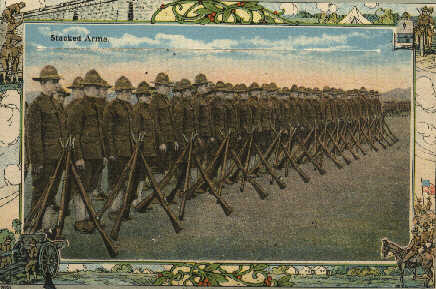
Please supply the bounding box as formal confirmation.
[1,236,13,267]
[167,79,197,202]
[65,76,84,107]
[104,76,136,220]
[28,65,66,219]
[25,238,38,281]
[130,81,157,206]
[55,85,69,105]
[92,77,111,200]
[403,225,423,264]
[193,74,215,161]
[68,69,107,233]
[222,83,237,135]
[151,73,178,173]
[1,2,25,23]
[24,101,30,179]
[235,84,252,136]
[25,238,38,282]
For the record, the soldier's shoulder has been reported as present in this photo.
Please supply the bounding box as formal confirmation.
[31,93,47,105]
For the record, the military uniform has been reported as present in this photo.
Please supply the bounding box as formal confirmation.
[25,239,38,282]
[1,237,12,268]
[1,2,25,22]
[28,65,66,211]
[193,74,214,142]
[223,83,238,134]
[151,73,176,172]
[211,81,227,138]
[92,79,111,200]
[235,84,252,135]
[167,79,197,200]
[104,76,135,199]
[133,81,158,159]
[69,69,108,232]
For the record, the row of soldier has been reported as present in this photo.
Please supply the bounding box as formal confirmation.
[25,64,395,236]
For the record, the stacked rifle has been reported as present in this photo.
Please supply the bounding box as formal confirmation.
[25,85,402,258]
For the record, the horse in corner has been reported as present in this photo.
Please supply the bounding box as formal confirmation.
[381,238,434,288]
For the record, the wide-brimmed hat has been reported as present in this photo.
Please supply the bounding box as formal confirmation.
[100,79,112,89]
[32,65,62,81]
[214,81,226,91]
[81,69,104,87]
[194,73,208,86]
[114,76,134,91]
[67,76,83,89]
[249,82,261,91]
[153,72,171,85]
[267,83,279,91]
[279,87,290,95]
[234,83,248,92]
[135,81,152,95]
[224,83,233,92]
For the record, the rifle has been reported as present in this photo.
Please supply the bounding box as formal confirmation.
[70,159,119,257]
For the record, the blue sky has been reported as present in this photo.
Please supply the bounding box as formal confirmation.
[24,24,412,93]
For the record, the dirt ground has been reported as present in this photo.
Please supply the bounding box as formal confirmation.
[24,116,411,261]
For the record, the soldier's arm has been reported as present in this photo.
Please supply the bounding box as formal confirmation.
[132,106,141,137]
[28,102,44,168]
[103,104,115,157]
[68,104,85,161]
[209,104,215,139]
[173,105,184,144]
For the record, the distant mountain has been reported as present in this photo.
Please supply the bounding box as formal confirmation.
[381,87,411,101]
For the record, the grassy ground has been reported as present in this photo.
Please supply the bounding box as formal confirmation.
[24,116,411,261]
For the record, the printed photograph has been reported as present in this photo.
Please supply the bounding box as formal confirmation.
[22,23,412,261]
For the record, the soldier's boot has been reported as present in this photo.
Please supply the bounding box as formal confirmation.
[132,181,145,207]
[26,272,30,282]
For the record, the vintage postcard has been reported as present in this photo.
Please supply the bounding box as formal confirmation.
[0,0,435,288]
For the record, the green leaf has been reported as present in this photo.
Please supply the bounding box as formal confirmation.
[213,273,228,283]
[277,275,295,287]
[234,13,243,23]
[195,8,212,15]
[223,9,232,22]
[153,277,166,285]
[242,2,257,8]
[264,15,275,24]
[203,1,221,13]
[253,264,268,272]
[205,264,221,272]
[195,17,211,24]
[271,266,286,275]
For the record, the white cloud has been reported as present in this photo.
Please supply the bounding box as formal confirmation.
[62,26,90,36]
[37,26,52,37]
[244,33,350,50]
[109,33,162,48]
[316,3,337,13]
[280,3,299,16]
[109,32,239,50]
[364,2,379,9]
